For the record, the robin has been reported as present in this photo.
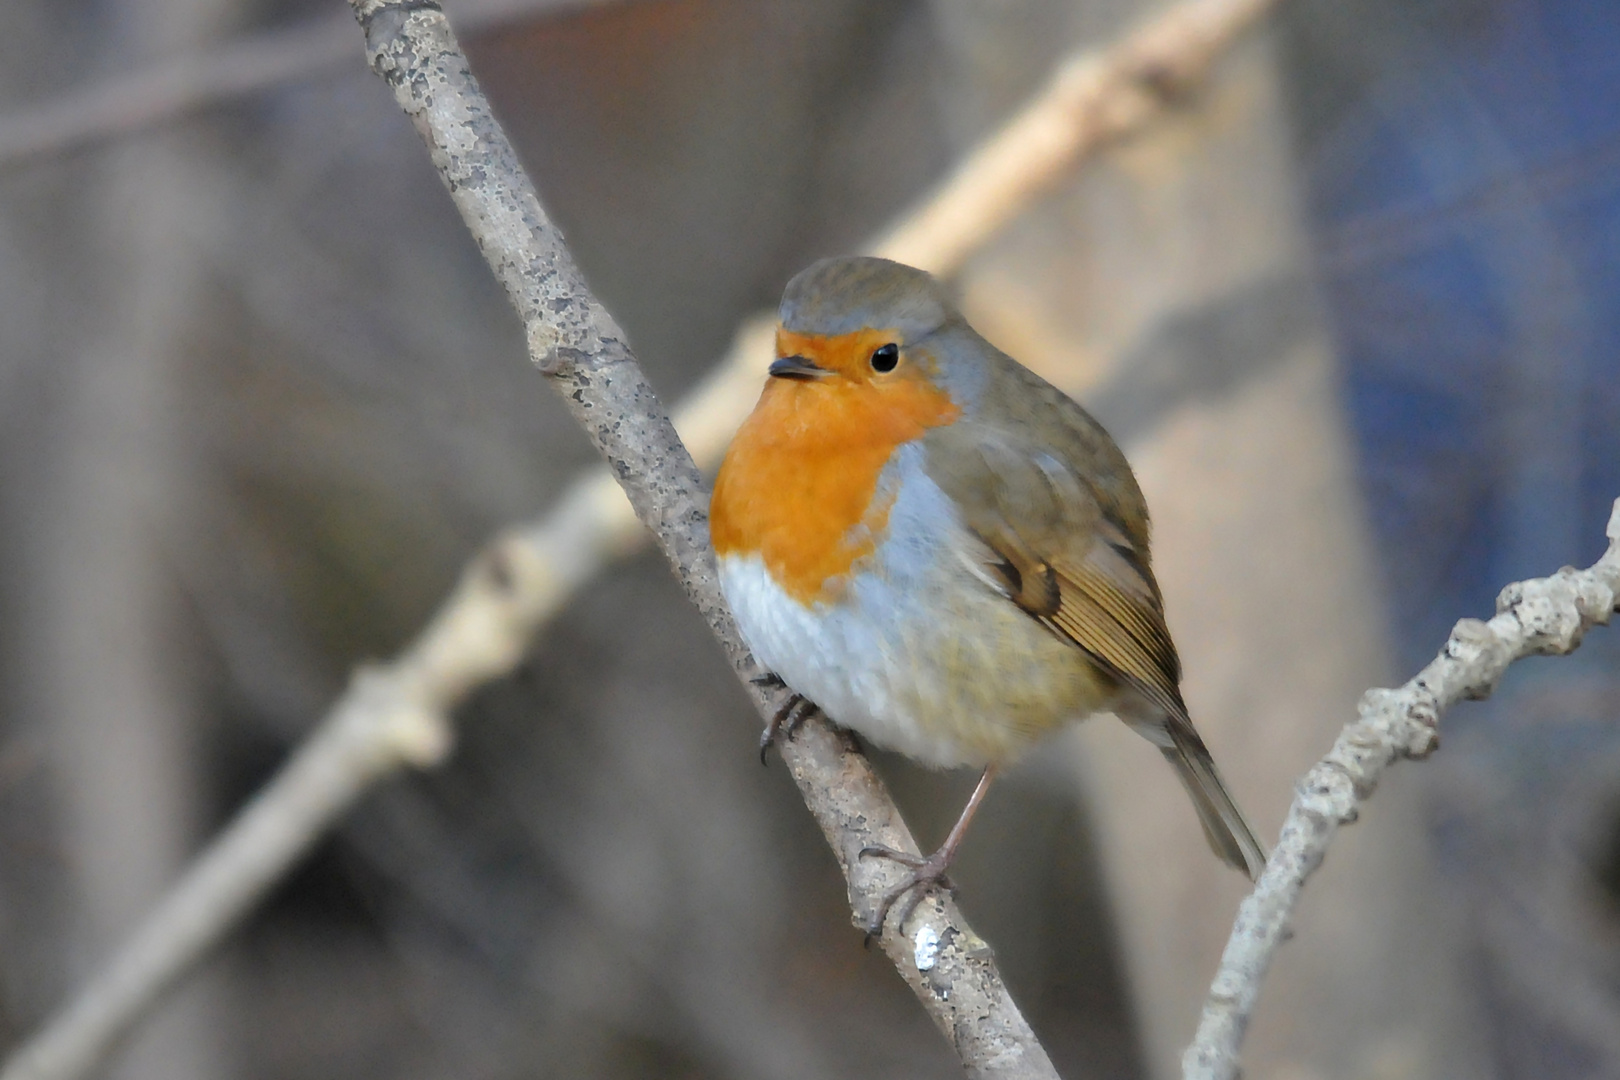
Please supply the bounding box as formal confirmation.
[710,255,1266,936]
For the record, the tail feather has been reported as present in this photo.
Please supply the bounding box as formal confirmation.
[1161,720,1268,881]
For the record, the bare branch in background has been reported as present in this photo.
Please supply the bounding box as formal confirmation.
[0,0,1282,1077]
[875,0,1279,270]
[1182,499,1620,1080]
[0,0,636,169]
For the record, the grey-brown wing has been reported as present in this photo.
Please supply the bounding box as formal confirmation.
[924,424,1267,878]
[924,425,1183,714]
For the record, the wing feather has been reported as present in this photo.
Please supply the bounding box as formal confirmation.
[1042,559,1186,723]
[925,424,1184,715]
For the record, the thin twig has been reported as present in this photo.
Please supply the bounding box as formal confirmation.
[0,1,1283,1077]
[0,0,638,170]
[1181,499,1620,1080]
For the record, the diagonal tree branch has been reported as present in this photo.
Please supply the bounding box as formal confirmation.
[0,1,1284,1077]
[1182,499,1620,1080]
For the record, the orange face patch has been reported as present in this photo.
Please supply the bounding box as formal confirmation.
[711,327,960,604]
[773,326,898,382]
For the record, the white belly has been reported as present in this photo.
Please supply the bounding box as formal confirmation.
[719,552,976,766]
[717,459,1103,767]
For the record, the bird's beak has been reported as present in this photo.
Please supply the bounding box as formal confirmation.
[768,355,829,380]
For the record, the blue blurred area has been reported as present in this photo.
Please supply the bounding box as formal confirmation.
[1286,7,1620,1073]
[1288,0,1620,669]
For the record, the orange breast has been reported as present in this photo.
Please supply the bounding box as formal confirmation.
[710,330,960,605]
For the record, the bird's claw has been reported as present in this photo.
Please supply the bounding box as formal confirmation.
[857,844,956,942]
[758,692,818,765]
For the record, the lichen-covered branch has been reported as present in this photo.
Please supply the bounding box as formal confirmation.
[1182,499,1620,1080]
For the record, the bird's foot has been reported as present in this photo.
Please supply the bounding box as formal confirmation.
[758,689,818,764]
[856,844,956,941]
[749,671,786,690]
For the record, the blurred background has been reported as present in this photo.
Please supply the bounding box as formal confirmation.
[0,0,1617,1078]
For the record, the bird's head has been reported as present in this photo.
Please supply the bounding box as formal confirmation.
[768,256,975,400]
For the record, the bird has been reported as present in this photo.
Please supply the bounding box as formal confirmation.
[709,255,1267,937]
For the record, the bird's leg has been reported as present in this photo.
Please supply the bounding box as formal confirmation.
[754,673,820,764]
[858,765,997,939]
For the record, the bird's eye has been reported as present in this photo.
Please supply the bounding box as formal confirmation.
[870,343,900,373]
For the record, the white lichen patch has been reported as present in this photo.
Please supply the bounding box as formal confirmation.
[914,924,941,971]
